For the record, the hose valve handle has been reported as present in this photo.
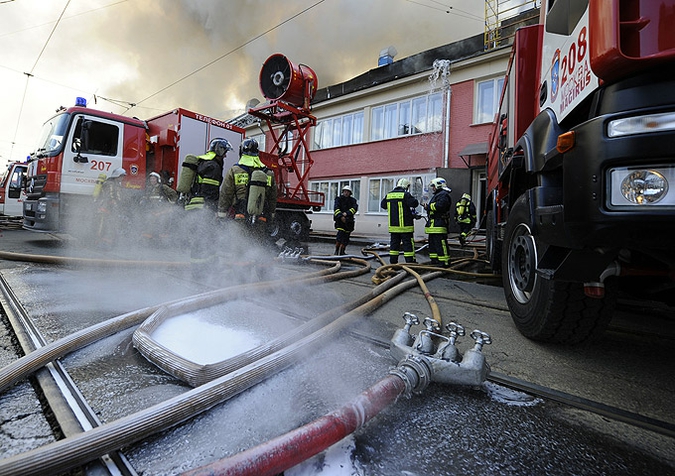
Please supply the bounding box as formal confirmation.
[402,312,420,330]
[445,321,465,344]
[469,330,492,351]
[423,317,441,333]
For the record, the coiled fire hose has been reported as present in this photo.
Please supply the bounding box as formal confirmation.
[0,257,441,476]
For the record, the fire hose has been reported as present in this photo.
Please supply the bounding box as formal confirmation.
[0,256,442,475]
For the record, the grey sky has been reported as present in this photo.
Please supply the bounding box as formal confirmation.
[0,0,484,166]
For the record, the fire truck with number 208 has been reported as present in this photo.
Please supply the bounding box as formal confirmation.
[486,0,675,343]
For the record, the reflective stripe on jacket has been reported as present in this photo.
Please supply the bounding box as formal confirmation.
[380,187,419,233]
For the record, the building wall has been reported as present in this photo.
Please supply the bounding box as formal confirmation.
[244,45,511,239]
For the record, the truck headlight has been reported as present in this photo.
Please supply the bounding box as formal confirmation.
[37,201,47,213]
[607,112,675,138]
[620,170,668,204]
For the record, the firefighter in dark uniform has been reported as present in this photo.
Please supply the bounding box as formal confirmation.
[139,171,178,242]
[218,138,276,243]
[454,192,477,246]
[381,178,419,264]
[333,185,358,255]
[422,177,452,267]
[94,167,128,247]
[177,138,232,278]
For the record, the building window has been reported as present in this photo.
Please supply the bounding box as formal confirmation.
[371,92,443,141]
[249,132,266,153]
[367,174,435,213]
[310,179,360,212]
[475,77,504,124]
[314,111,364,149]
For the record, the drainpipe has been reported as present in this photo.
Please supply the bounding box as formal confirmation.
[443,88,451,168]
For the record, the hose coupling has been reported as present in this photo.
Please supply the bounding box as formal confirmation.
[389,354,432,397]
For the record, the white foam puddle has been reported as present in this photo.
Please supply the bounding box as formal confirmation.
[484,382,543,407]
[151,314,262,365]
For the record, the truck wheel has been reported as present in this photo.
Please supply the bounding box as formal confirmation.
[269,212,309,242]
[501,194,615,344]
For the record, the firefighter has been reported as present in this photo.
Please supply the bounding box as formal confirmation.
[422,177,452,267]
[139,172,178,242]
[94,167,128,247]
[454,192,476,246]
[381,178,419,264]
[333,185,358,255]
[218,138,276,243]
[178,138,232,278]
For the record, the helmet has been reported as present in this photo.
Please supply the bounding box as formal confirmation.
[430,177,446,189]
[342,185,352,193]
[240,138,259,156]
[461,192,471,201]
[209,138,233,156]
[397,178,410,190]
[110,167,126,179]
[148,171,161,182]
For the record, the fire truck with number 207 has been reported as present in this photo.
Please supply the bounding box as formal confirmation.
[486,0,675,343]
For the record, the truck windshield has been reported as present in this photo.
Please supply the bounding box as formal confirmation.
[34,113,71,156]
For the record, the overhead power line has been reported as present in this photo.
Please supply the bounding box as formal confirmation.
[10,0,71,160]
[126,0,327,113]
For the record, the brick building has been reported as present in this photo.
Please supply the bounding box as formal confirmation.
[235,30,518,239]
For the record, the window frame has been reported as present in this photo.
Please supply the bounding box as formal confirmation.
[309,178,361,213]
[474,76,505,125]
[371,92,444,141]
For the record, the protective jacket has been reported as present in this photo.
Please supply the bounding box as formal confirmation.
[424,188,452,234]
[142,183,178,205]
[381,187,419,233]
[334,194,358,233]
[455,195,476,226]
[218,154,276,220]
[184,151,223,211]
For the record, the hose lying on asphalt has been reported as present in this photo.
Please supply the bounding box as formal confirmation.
[0,258,361,394]
[0,268,442,476]
[183,374,409,476]
[0,250,190,267]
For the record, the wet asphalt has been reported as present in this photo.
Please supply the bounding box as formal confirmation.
[0,226,673,475]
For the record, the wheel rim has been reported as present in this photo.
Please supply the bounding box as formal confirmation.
[507,223,538,304]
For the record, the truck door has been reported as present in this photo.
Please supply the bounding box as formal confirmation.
[60,115,124,196]
[0,164,27,216]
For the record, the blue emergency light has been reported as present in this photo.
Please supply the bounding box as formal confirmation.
[75,97,87,107]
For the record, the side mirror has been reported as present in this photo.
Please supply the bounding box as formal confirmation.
[74,120,92,163]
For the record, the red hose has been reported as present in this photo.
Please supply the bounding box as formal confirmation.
[183,374,407,476]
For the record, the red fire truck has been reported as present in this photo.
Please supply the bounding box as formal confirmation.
[22,103,244,236]
[486,0,675,343]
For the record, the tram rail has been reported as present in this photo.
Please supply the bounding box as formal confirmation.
[0,246,673,475]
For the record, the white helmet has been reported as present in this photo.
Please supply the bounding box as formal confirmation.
[397,178,410,190]
[110,167,126,179]
[430,177,446,189]
[148,171,161,182]
[342,185,352,193]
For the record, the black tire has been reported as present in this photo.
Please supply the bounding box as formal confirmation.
[501,194,615,344]
[270,212,310,242]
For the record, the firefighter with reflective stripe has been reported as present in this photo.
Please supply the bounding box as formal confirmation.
[218,138,276,242]
[182,139,232,211]
[381,178,419,264]
[177,138,232,279]
[94,167,128,247]
[139,172,178,241]
[454,192,476,246]
[422,177,452,267]
[333,185,358,255]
